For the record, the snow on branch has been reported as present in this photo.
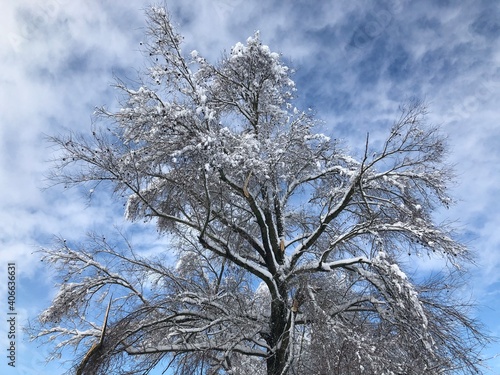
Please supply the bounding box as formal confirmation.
[37,6,488,375]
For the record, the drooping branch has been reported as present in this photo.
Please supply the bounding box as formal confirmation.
[34,6,488,375]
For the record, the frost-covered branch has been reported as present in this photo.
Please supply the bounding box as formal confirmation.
[36,6,488,375]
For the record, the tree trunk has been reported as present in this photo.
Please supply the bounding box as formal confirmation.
[266,285,291,375]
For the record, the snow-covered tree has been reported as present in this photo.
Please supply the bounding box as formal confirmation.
[31,6,488,375]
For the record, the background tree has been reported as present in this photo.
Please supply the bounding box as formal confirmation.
[31,5,488,375]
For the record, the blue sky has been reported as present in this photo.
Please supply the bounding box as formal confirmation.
[0,0,499,373]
